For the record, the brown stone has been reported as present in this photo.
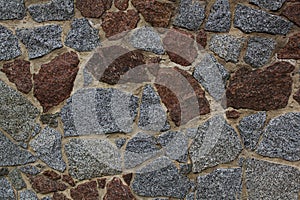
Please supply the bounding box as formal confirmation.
[30,175,67,194]
[53,193,71,200]
[114,0,129,10]
[62,175,75,187]
[226,110,241,119]
[43,170,61,180]
[33,52,79,112]
[226,62,294,111]
[196,29,207,49]
[1,59,32,94]
[293,89,300,104]
[122,173,133,185]
[282,3,300,27]
[277,33,300,59]
[70,181,99,200]
[76,0,112,18]
[103,177,136,200]
[97,178,106,189]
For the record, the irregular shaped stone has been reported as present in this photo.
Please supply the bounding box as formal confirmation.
[189,116,243,172]
[115,138,126,149]
[16,25,63,59]
[0,25,21,61]
[173,0,205,30]
[249,0,286,10]
[53,193,70,200]
[179,163,192,175]
[98,178,106,189]
[226,62,294,110]
[83,68,94,87]
[33,52,79,112]
[19,190,38,200]
[29,127,66,172]
[209,34,244,63]
[76,0,112,18]
[226,110,241,119]
[104,177,136,200]
[0,178,15,199]
[43,170,61,180]
[0,0,26,20]
[234,4,292,35]
[8,168,26,190]
[40,113,59,128]
[238,112,266,150]
[256,112,300,161]
[193,54,229,101]
[62,175,75,187]
[245,158,300,200]
[65,138,122,180]
[196,29,207,48]
[0,168,9,176]
[196,168,242,199]
[294,89,300,104]
[19,165,40,175]
[114,0,128,10]
[70,181,99,200]
[123,173,133,186]
[282,3,300,26]
[278,32,300,59]
[65,18,100,52]
[30,175,67,194]
[205,0,231,32]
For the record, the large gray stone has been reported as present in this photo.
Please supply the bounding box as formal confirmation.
[0,178,15,200]
[249,0,286,11]
[8,168,26,190]
[19,190,38,200]
[19,165,40,175]
[0,25,21,61]
[0,0,26,20]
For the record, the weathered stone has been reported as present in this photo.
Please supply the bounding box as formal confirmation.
[33,52,79,112]
[8,168,26,190]
[0,168,9,176]
[0,0,26,20]
[114,0,128,10]
[226,62,294,110]
[226,110,241,119]
[70,181,99,200]
[98,178,106,189]
[43,170,61,180]
[115,138,126,148]
[249,0,286,10]
[205,0,231,32]
[65,18,100,52]
[245,158,300,199]
[40,113,59,128]
[30,175,67,194]
[189,116,243,172]
[62,175,75,187]
[196,29,207,48]
[76,0,112,18]
[209,34,244,63]
[104,177,136,200]
[278,32,300,59]
[256,112,300,161]
[19,165,40,175]
[53,192,70,200]
[123,173,133,186]
[19,190,38,200]
[179,163,192,175]
[234,4,292,35]
[0,25,21,61]
[0,178,15,199]
[294,89,300,104]
[282,3,300,26]
[83,68,94,87]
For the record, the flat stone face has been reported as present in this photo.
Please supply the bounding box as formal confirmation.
[205,0,231,32]
[189,116,243,172]
[209,34,244,63]
[244,37,276,68]
[104,177,135,200]
[0,0,25,20]
[0,178,15,200]
[245,159,300,200]
[114,0,128,10]
[0,25,22,61]
[19,190,38,200]
[30,175,67,194]
[70,181,99,200]
[282,3,300,27]
[226,110,241,119]
[65,138,122,180]
[16,25,63,59]
[28,0,74,22]
[278,32,300,59]
[226,62,294,110]
[234,4,292,35]
[196,168,242,199]
[8,168,26,190]
[249,0,286,10]
[76,0,112,18]
[33,52,79,112]
[53,193,70,200]
[256,112,300,161]
[19,165,40,175]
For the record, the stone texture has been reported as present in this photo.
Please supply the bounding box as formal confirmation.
[173,0,206,31]
[0,0,26,20]
[16,25,63,59]
[33,52,79,112]
[19,190,38,200]
[115,138,126,148]
[189,116,243,172]
[0,168,9,176]
[278,32,300,59]
[19,165,40,175]
[0,25,21,61]
[226,62,294,110]
[249,0,286,10]
[53,193,70,200]
[70,181,99,200]
[294,89,300,104]
[196,168,242,199]
[209,34,244,63]
[43,170,61,180]
[245,158,300,200]
[62,175,75,187]
[114,0,129,10]
[65,18,100,52]
[30,175,67,194]
[40,113,59,128]
[123,173,133,186]
[76,0,112,18]
[282,3,300,26]
[256,112,300,161]
[196,29,207,48]
[104,177,136,200]
[234,4,292,35]
[226,110,241,119]
[98,178,106,189]
[205,0,231,32]
[8,168,26,190]
[0,178,15,199]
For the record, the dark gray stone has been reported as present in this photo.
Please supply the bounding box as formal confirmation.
[40,113,60,128]
[19,190,38,200]
[256,112,300,161]
[8,168,26,190]
[0,168,9,176]
[16,25,63,59]
[115,138,126,149]
[41,197,52,200]
[19,165,41,175]
[179,163,192,175]
[234,4,292,35]
[0,25,21,61]
[0,177,15,200]
[249,0,286,11]
[0,0,26,20]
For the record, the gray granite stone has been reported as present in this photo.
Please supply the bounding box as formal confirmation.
[28,0,74,22]
[256,112,300,161]
[8,168,26,190]
[19,165,41,175]
[16,25,63,59]
[65,18,101,52]
[83,68,94,87]
[245,158,300,200]
[31,124,41,137]
[173,0,206,31]
[0,177,15,200]
[132,156,191,198]
[40,113,60,128]
[0,168,9,176]
[196,168,242,200]
[249,0,286,11]
[179,163,192,175]
[189,116,243,173]
[19,190,38,200]
[0,25,22,61]
[65,138,122,180]
[0,0,26,20]
[186,192,195,200]
[234,4,292,35]
[205,0,231,32]
[193,54,229,101]
[29,126,66,172]
[244,37,276,68]
[209,34,244,63]
[115,138,126,149]
[238,112,266,150]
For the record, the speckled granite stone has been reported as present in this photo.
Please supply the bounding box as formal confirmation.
[0,177,15,199]
[0,25,21,61]
[19,190,38,200]
[8,168,26,190]
[0,0,26,20]
[249,0,286,10]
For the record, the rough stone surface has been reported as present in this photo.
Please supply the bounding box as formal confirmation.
[8,168,26,190]
[62,175,75,187]
[19,165,40,175]
[205,0,231,32]
[226,62,294,110]
[30,175,67,194]
[294,89,300,104]
[33,52,79,112]
[234,4,292,35]
[43,170,61,180]
[0,0,26,20]
[70,181,99,200]
[256,112,300,161]
[123,173,133,186]
[0,25,22,61]
[245,158,300,200]
[76,0,112,18]
[249,0,286,10]
[226,110,241,119]
[282,3,300,27]
[53,193,70,200]
[114,0,128,10]
[98,178,106,189]
[189,116,243,172]
[115,138,126,148]
[209,34,244,63]
[196,29,207,48]
[0,168,9,176]
[40,113,59,128]
[278,32,300,59]
[19,190,38,200]
[16,25,63,59]
[104,177,136,200]
[179,164,192,175]
[0,178,15,199]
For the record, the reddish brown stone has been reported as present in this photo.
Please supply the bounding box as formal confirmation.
[30,175,67,194]
[62,175,75,187]
[103,177,136,200]
[53,193,71,200]
[1,59,32,94]
[226,62,294,111]
[122,173,133,185]
[293,89,300,104]
[97,178,106,189]
[33,52,79,112]
[42,170,61,180]
[196,29,207,49]
[76,0,112,18]
[131,0,174,27]
[114,0,129,10]
[226,110,241,119]
[70,181,99,200]
[282,3,300,27]
[277,32,300,59]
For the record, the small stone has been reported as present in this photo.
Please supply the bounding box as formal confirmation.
[114,0,128,10]
[249,0,286,10]
[83,68,93,87]
[0,25,21,61]
[30,175,67,194]
[115,138,126,149]
[19,190,38,200]
[19,165,40,175]
[53,193,70,200]
[97,178,106,189]
[31,124,41,137]
[16,25,63,59]
[173,0,205,31]
[282,3,300,26]
[65,18,100,52]
[226,110,241,119]
[43,170,61,180]
[278,32,300,59]
[179,163,192,175]
[205,0,231,32]
[123,173,133,186]
[196,29,207,48]
[62,175,75,187]
[40,113,59,128]
[0,168,9,176]
[76,0,112,18]
[70,181,99,200]
[104,177,136,200]
[0,0,26,20]
[256,112,300,161]
[234,4,292,35]
[0,178,15,199]
[294,89,300,104]
[8,168,26,190]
